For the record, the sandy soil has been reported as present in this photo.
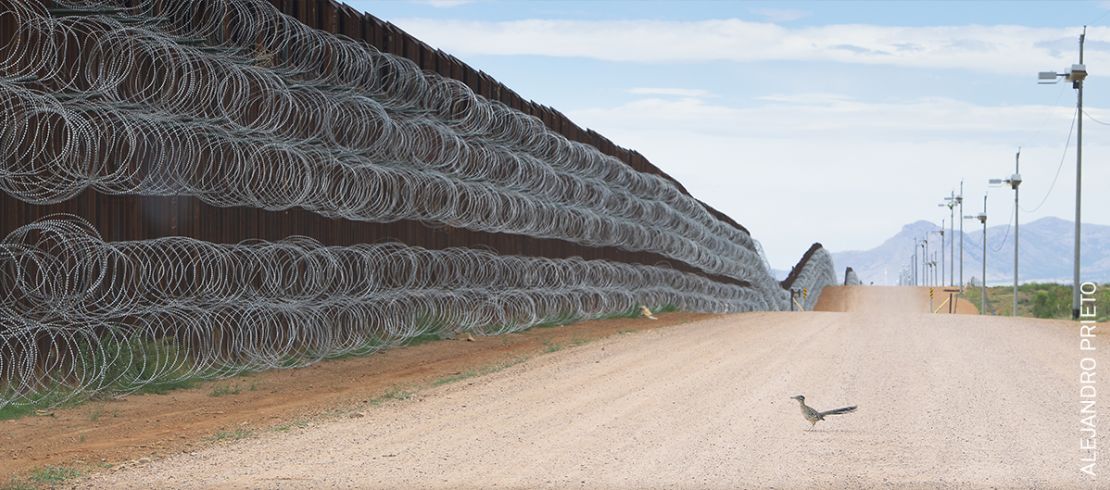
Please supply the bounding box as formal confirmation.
[1,311,711,479]
[78,287,1109,489]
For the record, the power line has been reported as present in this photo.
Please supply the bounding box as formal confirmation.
[990,194,1014,253]
[1089,9,1110,27]
[1083,109,1110,126]
[1019,106,1078,213]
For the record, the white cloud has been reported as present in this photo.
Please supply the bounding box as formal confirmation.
[751,8,809,23]
[578,93,1076,136]
[627,87,713,98]
[566,95,1109,268]
[390,18,1099,74]
[754,93,857,105]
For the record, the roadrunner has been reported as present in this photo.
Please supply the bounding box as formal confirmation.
[791,395,857,429]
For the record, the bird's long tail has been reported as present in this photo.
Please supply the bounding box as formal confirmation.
[820,405,857,417]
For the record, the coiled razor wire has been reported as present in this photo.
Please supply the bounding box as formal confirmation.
[844,267,862,286]
[0,0,789,303]
[0,0,838,407]
[0,215,771,407]
[790,247,836,311]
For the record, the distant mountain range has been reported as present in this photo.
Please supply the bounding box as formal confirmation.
[831,217,1110,286]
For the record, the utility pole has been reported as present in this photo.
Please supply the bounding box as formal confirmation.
[911,241,918,286]
[933,252,939,286]
[916,240,921,286]
[948,193,955,286]
[1039,27,1087,319]
[973,194,987,315]
[922,238,929,288]
[992,152,1021,316]
[1012,150,1021,317]
[957,180,964,290]
[941,190,958,287]
[939,219,945,287]
[1073,28,1086,319]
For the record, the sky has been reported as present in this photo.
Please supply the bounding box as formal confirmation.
[347,0,1110,269]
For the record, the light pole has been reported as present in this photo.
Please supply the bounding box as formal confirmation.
[990,150,1021,317]
[926,237,937,286]
[965,193,987,315]
[927,252,936,286]
[911,240,918,286]
[957,181,964,289]
[950,200,955,286]
[938,218,946,286]
[927,258,933,286]
[921,238,929,287]
[1039,27,1087,319]
[941,192,957,286]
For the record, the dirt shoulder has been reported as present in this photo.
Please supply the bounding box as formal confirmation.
[1,311,711,481]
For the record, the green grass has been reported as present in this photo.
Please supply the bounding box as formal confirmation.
[963,282,1109,320]
[208,384,243,397]
[0,391,80,421]
[531,311,579,329]
[600,306,641,320]
[77,337,197,395]
[431,370,480,386]
[402,333,442,346]
[315,338,390,362]
[87,406,103,422]
[542,339,563,353]
[2,336,202,420]
[127,378,200,396]
[413,311,454,341]
[0,404,45,422]
[1,479,35,490]
[369,387,415,406]
[654,304,679,314]
[430,356,530,387]
[28,466,81,485]
[207,428,253,442]
[272,418,310,432]
[529,304,678,330]
[0,464,85,489]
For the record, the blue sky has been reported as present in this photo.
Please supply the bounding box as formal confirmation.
[348,0,1110,269]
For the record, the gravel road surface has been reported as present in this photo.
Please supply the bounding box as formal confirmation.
[82,287,1108,489]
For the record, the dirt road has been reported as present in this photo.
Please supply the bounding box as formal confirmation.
[2,312,712,478]
[82,287,1106,488]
